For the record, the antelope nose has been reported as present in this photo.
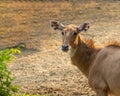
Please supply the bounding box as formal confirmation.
[62,45,69,52]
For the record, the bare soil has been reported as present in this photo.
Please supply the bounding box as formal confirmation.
[0,0,120,96]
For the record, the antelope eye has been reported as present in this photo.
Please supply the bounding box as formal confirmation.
[61,32,64,35]
[73,32,77,36]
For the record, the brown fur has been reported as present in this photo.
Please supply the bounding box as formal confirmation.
[50,21,120,96]
[71,34,120,96]
[71,35,120,75]
[71,34,98,76]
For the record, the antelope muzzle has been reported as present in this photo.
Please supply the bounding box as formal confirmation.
[62,45,69,52]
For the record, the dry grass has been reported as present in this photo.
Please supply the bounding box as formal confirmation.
[0,1,120,49]
[0,0,120,96]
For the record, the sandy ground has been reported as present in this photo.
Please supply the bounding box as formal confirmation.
[0,0,120,96]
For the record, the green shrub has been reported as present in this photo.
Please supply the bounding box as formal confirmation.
[0,48,20,96]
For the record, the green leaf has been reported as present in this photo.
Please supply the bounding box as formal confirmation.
[0,48,21,95]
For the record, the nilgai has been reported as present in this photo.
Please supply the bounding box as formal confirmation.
[50,20,120,96]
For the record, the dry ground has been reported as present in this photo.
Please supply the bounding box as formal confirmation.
[0,0,120,96]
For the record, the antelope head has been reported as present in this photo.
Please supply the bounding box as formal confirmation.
[50,20,90,52]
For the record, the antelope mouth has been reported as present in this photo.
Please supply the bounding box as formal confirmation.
[62,48,69,52]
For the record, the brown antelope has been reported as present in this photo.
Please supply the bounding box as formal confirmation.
[50,20,120,96]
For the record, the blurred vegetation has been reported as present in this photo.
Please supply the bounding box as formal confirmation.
[0,49,20,96]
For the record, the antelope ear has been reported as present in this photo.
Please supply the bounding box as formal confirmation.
[78,23,90,32]
[50,20,65,31]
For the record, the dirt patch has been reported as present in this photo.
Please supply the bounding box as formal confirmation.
[0,0,120,96]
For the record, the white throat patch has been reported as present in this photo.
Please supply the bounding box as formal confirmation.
[70,47,78,58]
